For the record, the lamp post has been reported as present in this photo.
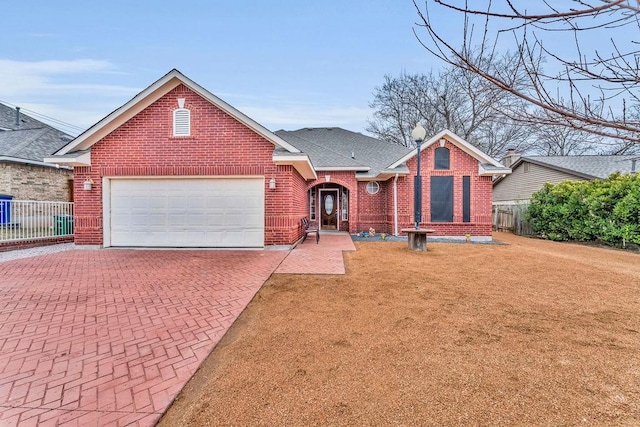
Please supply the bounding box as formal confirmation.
[411,123,426,230]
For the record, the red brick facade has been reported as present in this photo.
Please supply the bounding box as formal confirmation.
[73,84,307,246]
[70,81,493,247]
[301,141,492,238]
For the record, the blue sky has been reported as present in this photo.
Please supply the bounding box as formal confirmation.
[0,1,439,136]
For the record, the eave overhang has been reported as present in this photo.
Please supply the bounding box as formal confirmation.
[44,151,92,167]
[272,153,318,180]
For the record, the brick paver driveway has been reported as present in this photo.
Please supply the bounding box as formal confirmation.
[0,249,287,426]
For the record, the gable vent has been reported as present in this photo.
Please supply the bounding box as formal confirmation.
[173,108,191,136]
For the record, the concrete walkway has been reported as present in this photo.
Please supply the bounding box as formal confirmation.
[276,233,356,274]
[0,249,287,426]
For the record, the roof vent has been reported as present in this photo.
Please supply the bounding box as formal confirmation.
[15,107,20,127]
[351,151,355,159]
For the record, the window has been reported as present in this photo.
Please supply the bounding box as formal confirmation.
[366,181,380,194]
[173,108,191,136]
[434,147,450,170]
[462,176,471,223]
[309,187,317,220]
[342,188,349,221]
[430,176,454,222]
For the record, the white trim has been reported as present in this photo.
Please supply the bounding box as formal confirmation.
[315,166,370,171]
[172,108,191,136]
[54,69,302,156]
[318,188,340,231]
[388,129,506,172]
[44,151,91,167]
[0,156,73,169]
[272,153,317,180]
[365,181,380,195]
[102,177,111,247]
[479,163,511,176]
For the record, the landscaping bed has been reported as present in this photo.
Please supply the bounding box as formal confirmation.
[160,232,640,426]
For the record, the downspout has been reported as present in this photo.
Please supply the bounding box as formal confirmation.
[393,173,399,236]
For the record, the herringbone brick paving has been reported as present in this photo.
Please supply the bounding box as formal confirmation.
[0,249,287,426]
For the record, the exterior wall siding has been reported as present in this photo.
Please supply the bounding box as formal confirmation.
[493,161,586,203]
[0,163,73,201]
[74,84,304,246]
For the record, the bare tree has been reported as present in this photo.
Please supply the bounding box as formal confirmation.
[413,0,640,145]
[367,65,532,157]
[530,122,601,156]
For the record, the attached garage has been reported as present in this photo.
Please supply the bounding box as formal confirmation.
[104,177,265,248]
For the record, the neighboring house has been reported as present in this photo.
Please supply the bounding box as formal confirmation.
[493,154,639,204]
[46,69,510,248]
[0,103,74,201]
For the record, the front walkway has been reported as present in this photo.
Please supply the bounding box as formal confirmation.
[0,249,287,426]
[276,233,356,274]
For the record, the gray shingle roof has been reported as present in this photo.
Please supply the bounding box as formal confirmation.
[523,155,639,179]
[0,103,73,163]
[275,128,413,178]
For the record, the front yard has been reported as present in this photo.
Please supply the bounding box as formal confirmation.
[160,233,640,426]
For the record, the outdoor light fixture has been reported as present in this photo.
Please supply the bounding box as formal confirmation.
[269,177,276,189]
[83,178,93,191]
[411,123,427,230]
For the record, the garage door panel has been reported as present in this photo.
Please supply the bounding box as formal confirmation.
[109,178,264,247]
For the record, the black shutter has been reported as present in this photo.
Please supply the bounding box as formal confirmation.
[430,176,453,222]
[462,176,470,223]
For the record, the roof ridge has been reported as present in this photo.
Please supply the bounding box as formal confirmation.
[278,130,370,168]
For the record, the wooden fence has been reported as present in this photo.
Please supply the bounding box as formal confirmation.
[492,204,534,236]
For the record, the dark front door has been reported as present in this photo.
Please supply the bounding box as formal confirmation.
[321,191,338,230]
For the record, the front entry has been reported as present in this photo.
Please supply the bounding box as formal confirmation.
[320,189,338,230]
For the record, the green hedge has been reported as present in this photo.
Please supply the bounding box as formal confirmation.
[526,173,640,246]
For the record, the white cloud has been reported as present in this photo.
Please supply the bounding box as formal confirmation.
[0,59,138,98]
[0,59,140,132]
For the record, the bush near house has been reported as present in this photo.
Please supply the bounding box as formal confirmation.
[527,173,640,245]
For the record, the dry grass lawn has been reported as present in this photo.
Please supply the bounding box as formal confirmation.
[159,233,640,426]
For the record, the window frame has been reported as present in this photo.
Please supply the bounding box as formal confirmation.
[366,181,380,195]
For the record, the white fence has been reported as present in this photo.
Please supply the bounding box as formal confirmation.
[0,199,74,242]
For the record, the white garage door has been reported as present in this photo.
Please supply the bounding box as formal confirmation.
[109,178,264,247]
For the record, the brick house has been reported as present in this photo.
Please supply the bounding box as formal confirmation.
[46,69,510,247]
[0,103,74,202]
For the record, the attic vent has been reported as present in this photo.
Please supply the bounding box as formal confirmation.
[173,108,190,136]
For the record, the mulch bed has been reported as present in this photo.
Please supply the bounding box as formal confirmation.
[159,232,640,426]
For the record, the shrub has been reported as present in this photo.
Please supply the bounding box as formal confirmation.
[527,173,640,246]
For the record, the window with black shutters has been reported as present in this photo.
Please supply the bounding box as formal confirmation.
[430,176,454,222]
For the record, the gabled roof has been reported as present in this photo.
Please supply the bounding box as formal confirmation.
[45,69,316,178]
[494,155,639,185]
[276,127,413,180]
[389,129,511,177]
[277,127,511,180]
[0,103,73,167]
